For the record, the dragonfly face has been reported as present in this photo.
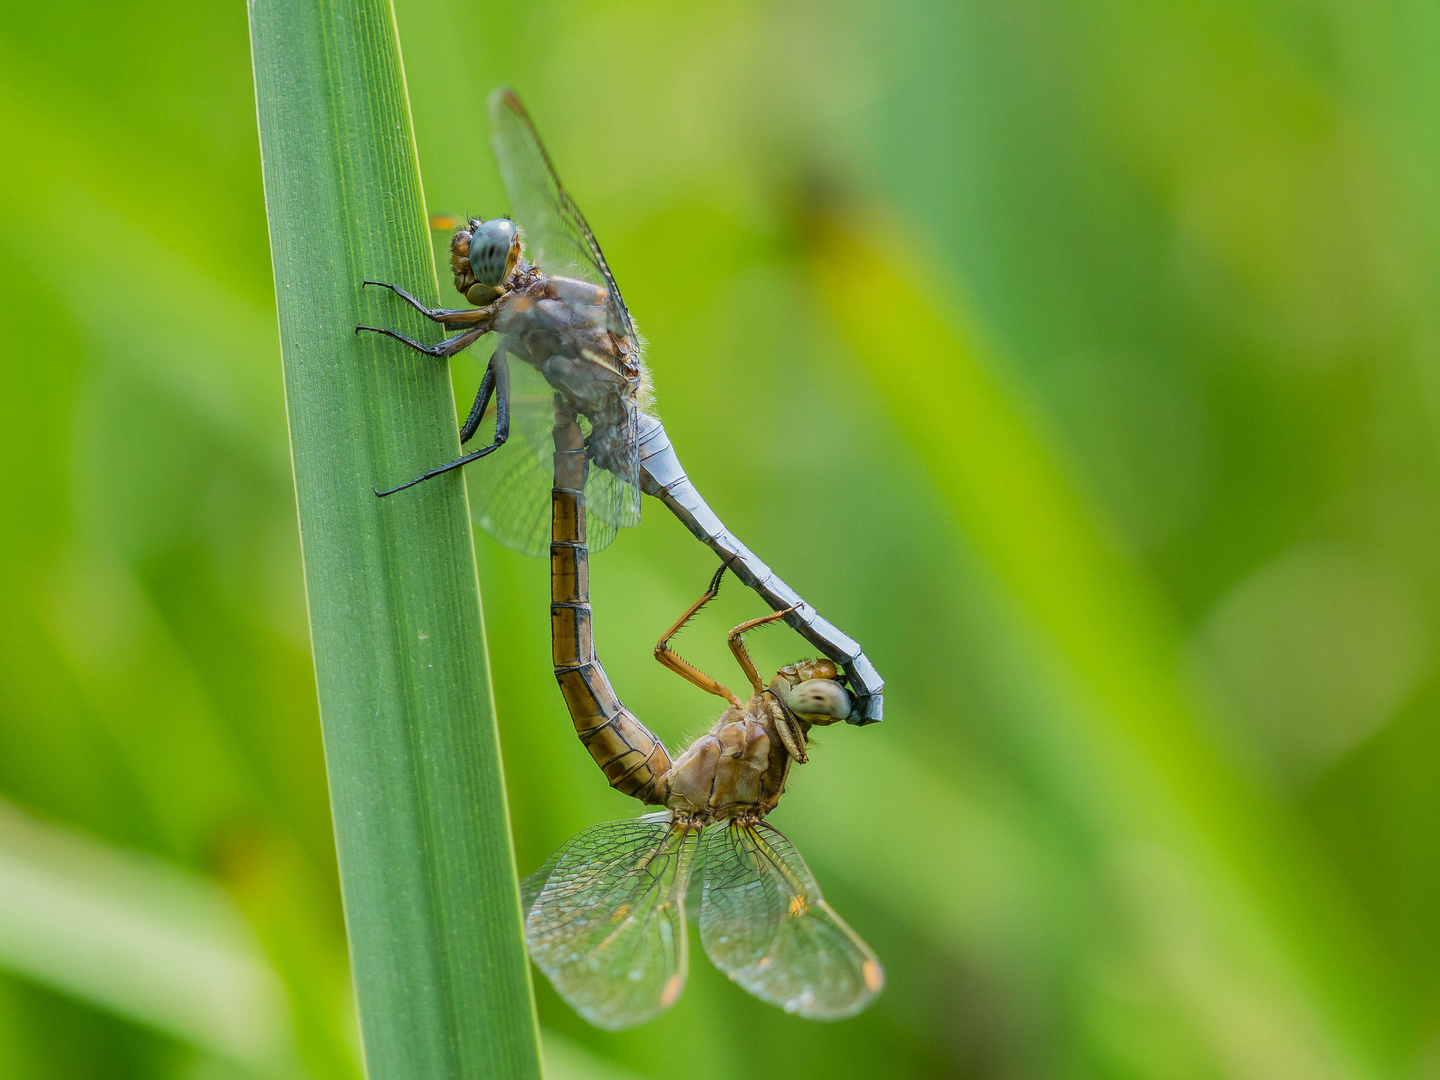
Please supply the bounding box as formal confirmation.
[468,217,521,287]
[447,217,522,304]
[772,659,853,726]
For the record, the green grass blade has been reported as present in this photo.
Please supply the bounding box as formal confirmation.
[247,2,543,1077]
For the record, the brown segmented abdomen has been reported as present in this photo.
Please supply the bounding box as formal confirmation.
[551,399,672,803]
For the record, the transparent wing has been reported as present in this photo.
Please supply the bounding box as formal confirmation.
[488,88,645,544]
[577,399,641,544]
[488,87,636,343]
[467,352,632,557]
[699,819,884,1020]
[524,814,700,1030]
[465,354,552,557]
[466,355,624,558]
[519,845,560,917]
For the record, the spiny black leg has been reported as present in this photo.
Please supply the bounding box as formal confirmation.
[708,562,728,594]
[490,351,511,445]
[355,324,485,359]
[363,280,493,324]
[374,352,512,497]
[459,360,497,444]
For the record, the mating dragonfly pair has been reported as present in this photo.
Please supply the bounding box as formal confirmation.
[360,88,883,1029]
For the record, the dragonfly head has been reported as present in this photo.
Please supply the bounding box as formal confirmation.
[448,217,522,304]
[770,659,852,727]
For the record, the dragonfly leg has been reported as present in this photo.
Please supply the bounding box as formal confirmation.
[767,697,809,765]
[355,323,487,359]
[654,565,743,706]
[459,354,497,444]
[363,280,495,324]
[728,605,800,693]
[374,353,511,497]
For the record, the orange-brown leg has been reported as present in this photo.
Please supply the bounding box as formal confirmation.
[655,565,743,706]
[728,606,800,693]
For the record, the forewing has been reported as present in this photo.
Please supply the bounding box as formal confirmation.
[488,87,636,342]
[699,820,883,1019]
[524,815,700,1030]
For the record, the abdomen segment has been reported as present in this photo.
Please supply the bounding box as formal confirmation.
[551,399,672,803]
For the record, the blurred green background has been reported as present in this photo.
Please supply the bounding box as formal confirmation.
[3,0,1440,1077]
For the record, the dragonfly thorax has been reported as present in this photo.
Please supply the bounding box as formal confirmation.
[657,670,850,822]
[659,701,780,821]
[495,275,643,440]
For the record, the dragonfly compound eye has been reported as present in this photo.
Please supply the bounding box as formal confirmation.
[785,679,852,724]
[793,658,839,682]
[469,217,520,287]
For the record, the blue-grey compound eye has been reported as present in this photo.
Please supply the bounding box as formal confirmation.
[468,217,518,287]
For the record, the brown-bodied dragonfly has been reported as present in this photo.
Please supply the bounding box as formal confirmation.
[357,87,883,722]
[530,398,883,1028]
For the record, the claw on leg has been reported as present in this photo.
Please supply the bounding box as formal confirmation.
[356,323,486,359]
[373,349,511,497]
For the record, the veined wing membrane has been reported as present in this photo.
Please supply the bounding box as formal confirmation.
[485,89,644,548]
[577,398,642,541]
[465,351,554,557]
[488,87,636,341]
[467,357,632,556]
[699,819,884,1019]
[524,815,700,1030]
